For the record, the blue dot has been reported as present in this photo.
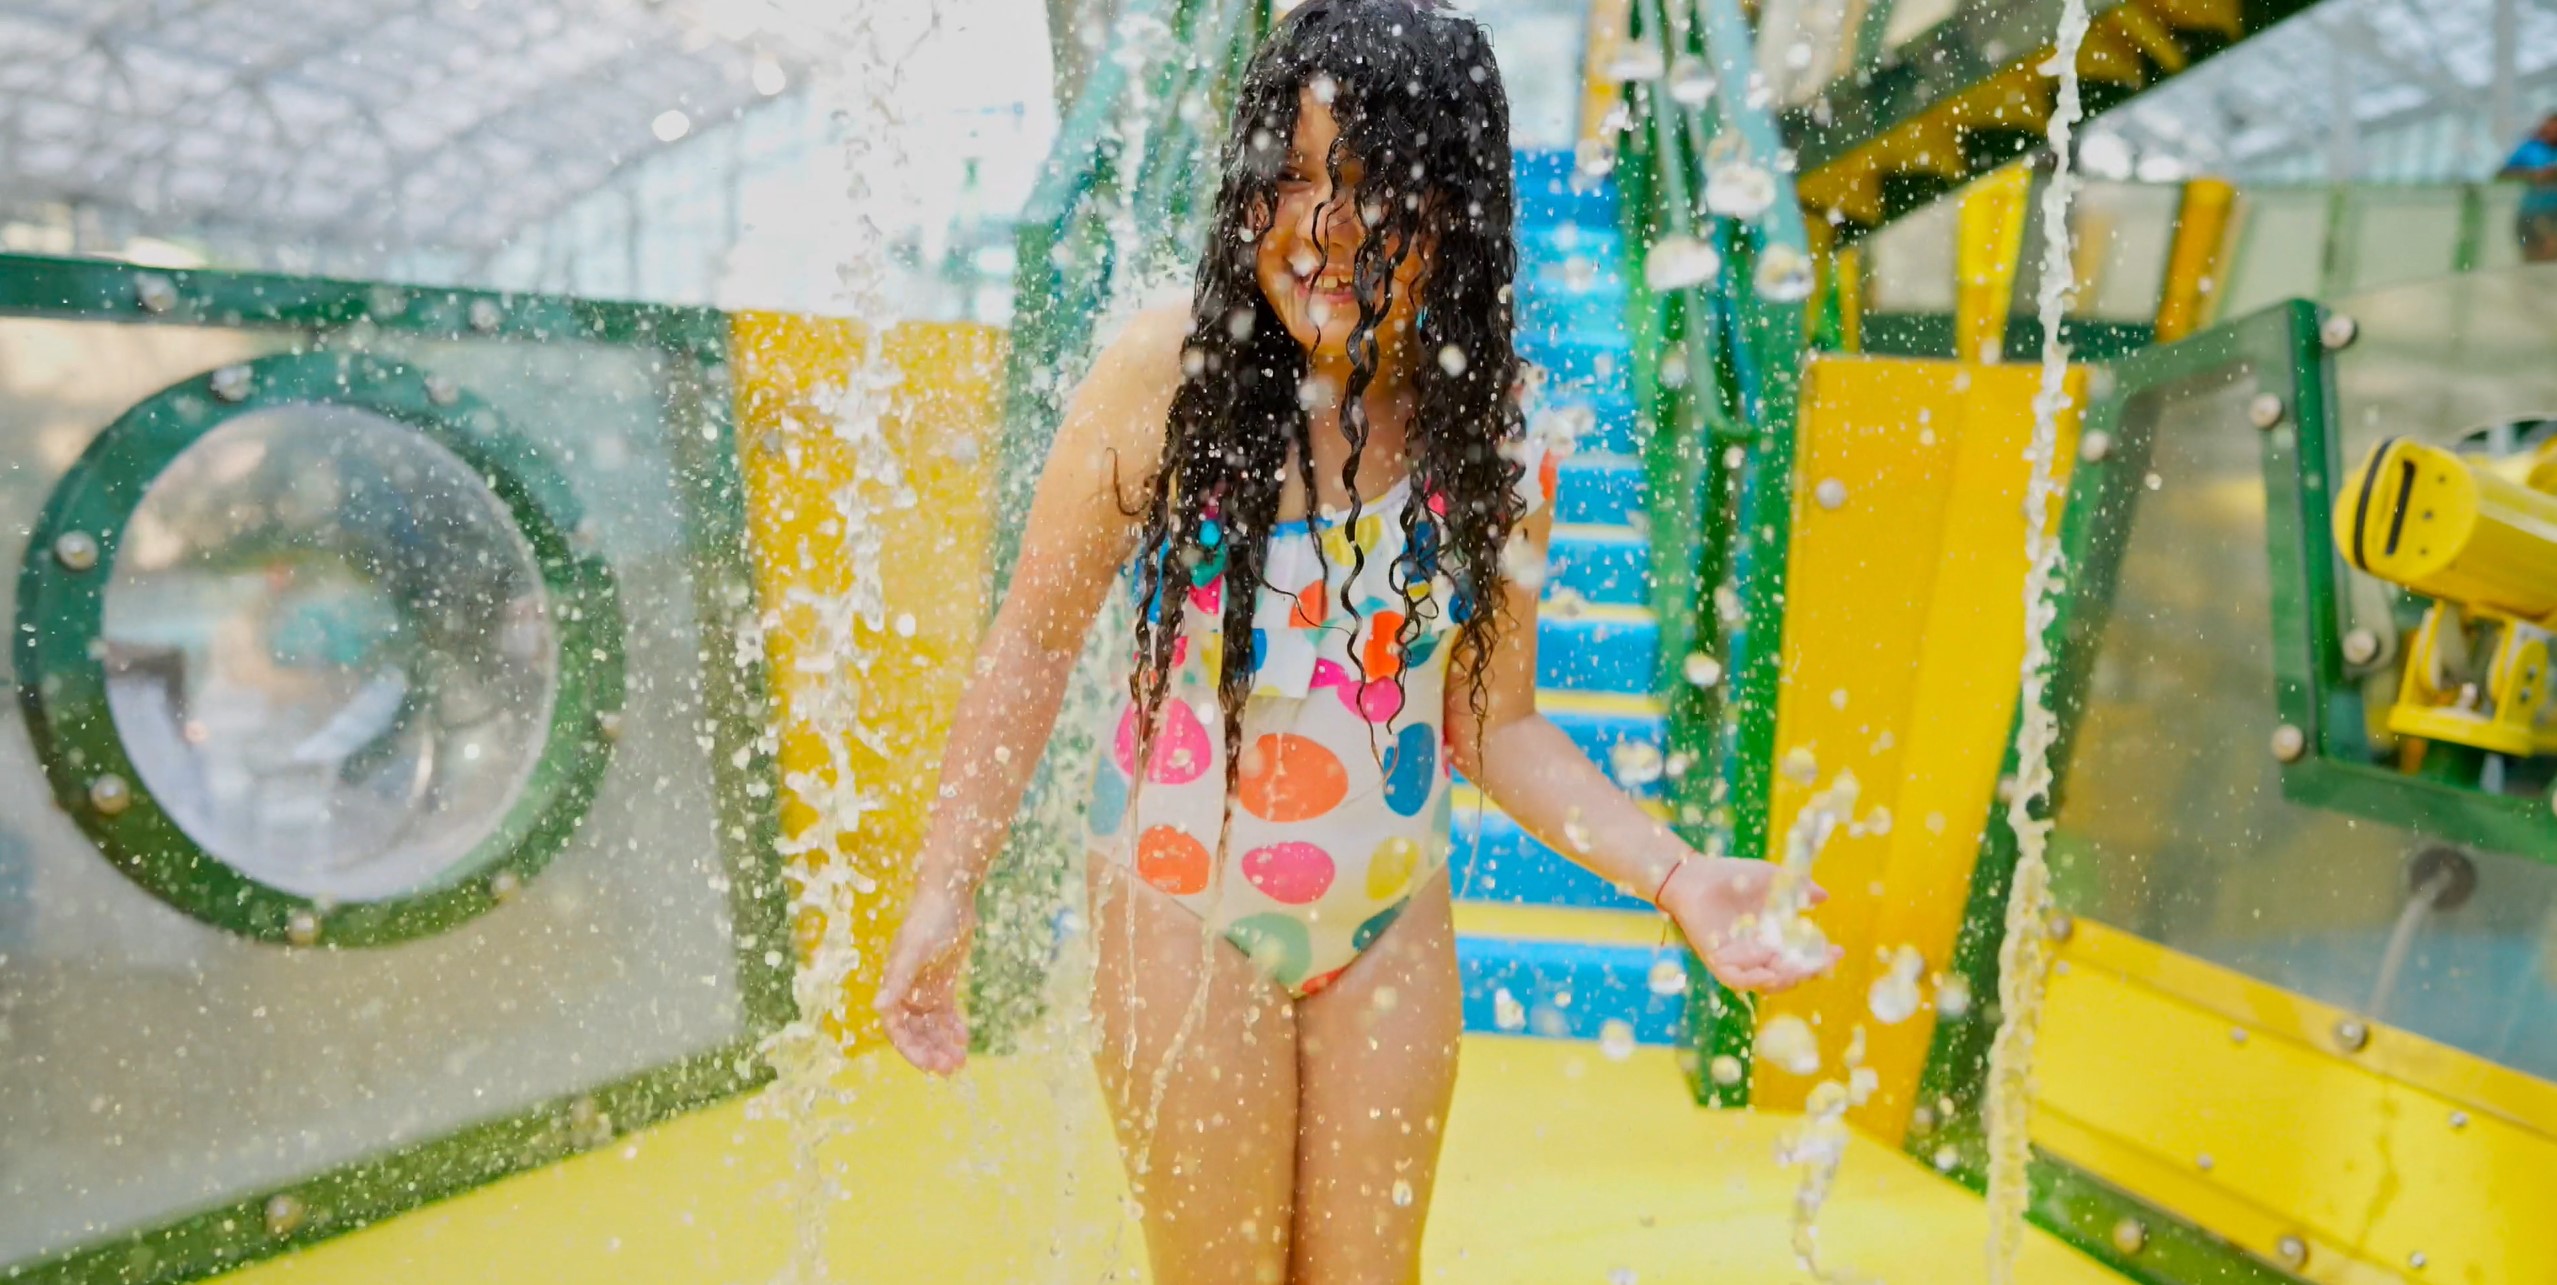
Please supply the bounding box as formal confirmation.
[1353,900,1407,951]
[1087,760,1128,836]
[1405,628,1441,667]
[1250,627,1268,671]
[1381,722,1436,816]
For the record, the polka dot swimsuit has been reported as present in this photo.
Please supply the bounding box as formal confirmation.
[1084,434,1561,998]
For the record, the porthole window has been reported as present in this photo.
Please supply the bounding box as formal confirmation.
[16,352,623,945]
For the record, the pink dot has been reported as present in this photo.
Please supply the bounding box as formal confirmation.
[1188,578,1222,615]
[1310,658,1355,691]
[1242,841,1336,905]
[1338,678,1402,723]
[1113,698,1213,785]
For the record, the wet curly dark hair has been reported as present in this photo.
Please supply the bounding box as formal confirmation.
[1124,0,1528,813]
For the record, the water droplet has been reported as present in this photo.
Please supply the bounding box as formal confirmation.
[1493,987,1527,1031]
[1181,346,1207,377]
[1605,42,1666,82]
[652,109,691,143]
[1599,1019,1638,1061]
[1437,344,1468,377]
[1709,1054,1745,1086]
[1529,1004,1573,1038]
[1609,1269,1639,1285]
[1666,54,1716,107]
[1610,741,1664,787]
[1683,651,1723,688]
[1935,975,1972,1019]
[1571,138,1616,189]
[1756,1013,1821,1075]
[1391,1179,1414,1206]
[1868,945,1924,1025]
[1562,818,1594,853]
[1648,957,1688,996]
[1813,477,1847,510]
[1781,746,1818,784]
[892,613,916,638]
[1704,162,1778,221]
[1499,531,1546,590]
[1642,234,1721,292]
[1753,245,1815,303]
[1309,72,1339,105]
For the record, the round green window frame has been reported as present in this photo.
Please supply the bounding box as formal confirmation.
[14,350,626,948]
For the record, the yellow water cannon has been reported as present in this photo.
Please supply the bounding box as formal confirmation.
[2335,436,2557,757]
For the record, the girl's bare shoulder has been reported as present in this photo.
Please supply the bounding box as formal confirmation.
[1060,304,1194,492]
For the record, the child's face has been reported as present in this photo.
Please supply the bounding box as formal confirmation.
[1254,87,1429,364]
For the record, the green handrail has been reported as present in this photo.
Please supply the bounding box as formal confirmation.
[1619,0,1812,1108]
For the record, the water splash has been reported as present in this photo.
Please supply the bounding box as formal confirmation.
[1981,1,2094,1277]
[1778,1027,1876,1283]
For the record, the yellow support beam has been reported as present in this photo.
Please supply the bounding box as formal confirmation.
[2153,177,2238,343]
[729,314,1002,1052]
[1956,164,2034,363]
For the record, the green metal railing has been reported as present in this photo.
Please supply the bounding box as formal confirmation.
[1615,0,1814,1108]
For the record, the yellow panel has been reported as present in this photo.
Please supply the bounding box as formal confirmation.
[1577,0,1634,146]
[1856,362,2081,1141]
[2038,920,2557,1283]
[222,1038,2120,1284]
[729,314,1002,1051]
[1752,359,2080,1127]
[1956,165,2033,363]
[1752,357,1965,1112]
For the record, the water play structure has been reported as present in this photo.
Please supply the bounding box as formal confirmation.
[1,0,2551,1280]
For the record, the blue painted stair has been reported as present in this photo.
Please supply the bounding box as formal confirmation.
[1448,149,1688,1048]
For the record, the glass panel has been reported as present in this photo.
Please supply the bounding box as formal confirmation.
[2332,186,2465,296]
[1864,195,1958,313]
[0,317,756,1265]
[102,404,558,902]
[2050,287,2557,1083]
[2066,180,2179,322]
[2219,188,2330,320]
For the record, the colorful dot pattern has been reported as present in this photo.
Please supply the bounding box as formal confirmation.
[1082,436,1554,996]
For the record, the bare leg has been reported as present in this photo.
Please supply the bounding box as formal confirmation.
[1288,868,1463,1284]
[1088,854,1300,1285]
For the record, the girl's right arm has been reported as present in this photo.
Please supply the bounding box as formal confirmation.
[875,306,1187,1074]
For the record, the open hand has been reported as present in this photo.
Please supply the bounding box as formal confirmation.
[874,880,978,1075]
[1659,856,1841,993]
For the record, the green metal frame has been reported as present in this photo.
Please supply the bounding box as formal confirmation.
[1616,0,1813,1108]
[15,349,623,947]
[1907,300,2327,1283]
[0,252,791,1285]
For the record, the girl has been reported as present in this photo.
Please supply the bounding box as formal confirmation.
[876,2,1836,1280]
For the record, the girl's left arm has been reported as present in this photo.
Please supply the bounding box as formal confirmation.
[1445,501,1838,993]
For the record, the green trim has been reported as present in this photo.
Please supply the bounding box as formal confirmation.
[1858,310,2156,363]
[14,350,623,948]
[0,252,791,1285]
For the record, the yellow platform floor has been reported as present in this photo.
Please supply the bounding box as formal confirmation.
[227,1036,2114,1283]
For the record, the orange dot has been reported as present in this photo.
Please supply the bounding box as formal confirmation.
[1539,451,1561,505]
[1136,825,1211,896]
[1237,733,1349,822]
[1290,580,1327,628]
[1361,610,1406,681]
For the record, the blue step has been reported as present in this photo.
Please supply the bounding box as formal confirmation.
[1521,331,1632,386]
[1519,295,1627,345]
[1523,256,1628,303]
[1452,807,1656,912]
[1519,222,1626,264]
[1555,453,1644,526]
[1529,386,1642,455]
[1536,612,1656,694]
[1457,935,1687,1045]
[1548,524,1648,606]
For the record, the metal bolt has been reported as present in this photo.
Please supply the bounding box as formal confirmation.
[2271,724,2307,763]
[425,374,460,406]
[2321,313,2359,352]
[2248,394,2286,430]
[285,908,321,947]
[88,773,132,816]
[264,1193,306,1237]
[53,531,99,572]
[2448,1109,2468,1130]
[595,711,624,743]
[2084,368,2118,402]
[2078,430,2112,463]
[2334,1017,2370,1052]
[2409,1250,2427,1269]
[2048,912,2075,943]
[468,298,504,333]
[2110,1217,2147,1255]
[2341,628,2381,666]
[134,273,178,314]
[209,364,253,403]
[489,869,524,902]
[2275,1234,2308,1268]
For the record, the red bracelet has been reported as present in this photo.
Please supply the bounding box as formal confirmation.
[1649,855,1692,909]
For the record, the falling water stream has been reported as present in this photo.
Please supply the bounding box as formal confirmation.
[1980,0,2095,1279]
